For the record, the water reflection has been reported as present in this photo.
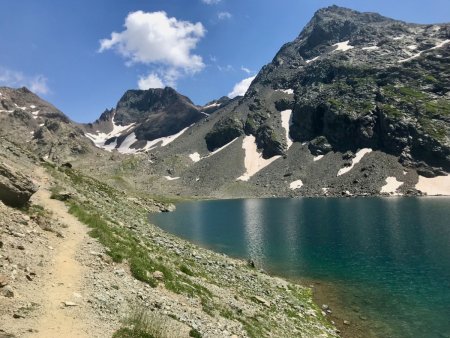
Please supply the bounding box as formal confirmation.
[150,197,450,338]
[242,199,265,264]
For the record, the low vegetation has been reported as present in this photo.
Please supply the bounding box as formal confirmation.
[113,305,186,338]
[40,165,336,338]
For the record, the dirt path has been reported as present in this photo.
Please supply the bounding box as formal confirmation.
[28,168,93,338]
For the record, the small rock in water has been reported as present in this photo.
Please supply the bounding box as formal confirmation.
[322,304,329,310]
[343,320,350,325]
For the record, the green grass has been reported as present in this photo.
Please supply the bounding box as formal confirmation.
[67,200,213,306]
[113,328,155,338]
[425,100,450,116]
[397,86,428,100]
[189,328,202,338]
[180,264,194,276]
[113,305,186,338]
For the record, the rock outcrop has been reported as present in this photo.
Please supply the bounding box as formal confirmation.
[0,164,37,207]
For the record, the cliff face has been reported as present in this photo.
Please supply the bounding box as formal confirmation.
[205,6,450,175]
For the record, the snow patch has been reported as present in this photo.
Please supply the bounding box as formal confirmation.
[141,125,191,152]
[407,45,418,50]
[399,39,450,63]
[362,46,379,51]
[30,105,36,109]
[203,102,220,109]
[333,40,354,52]
[277,89,294,95]
[337,148,373,176]
[103,139,118,152]
[381,177,404,194]
[189,152,201,162]
[164,176,180,181]
[117,133,138,154]
[14,103,27,111]
[31,110,40,119]
[237,135,281,181]
[289,180,303,190]
[393,36,404,40]
[39,123,44,127]
[280,109,293,149]
[305,56,319,64]
[200,111,209,117]
[85,113,135,151]
[314,155,324,162]
[416,175,450,196]
[207,138,239,158]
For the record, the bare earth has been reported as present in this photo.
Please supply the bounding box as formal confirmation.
[0,168,111,338]
[30,169,91,337]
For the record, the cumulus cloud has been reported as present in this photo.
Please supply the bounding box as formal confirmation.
[201,0,222,4]
[0,67,50,95]
[228,76,256,98]
[138,73,165,89]
[218,12,232,20]
[99,11,206,88]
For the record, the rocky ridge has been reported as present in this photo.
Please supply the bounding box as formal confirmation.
[83,88,233,154]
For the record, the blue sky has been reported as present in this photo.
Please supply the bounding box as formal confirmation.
[0,0,449,122]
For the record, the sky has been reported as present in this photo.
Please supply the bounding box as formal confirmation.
[0,0,449,122]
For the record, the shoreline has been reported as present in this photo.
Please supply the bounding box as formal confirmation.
[304,278,377,338]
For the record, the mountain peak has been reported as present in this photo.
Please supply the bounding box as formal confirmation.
[311,6,392,24]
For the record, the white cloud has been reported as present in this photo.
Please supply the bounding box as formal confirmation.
[218,12,232,20]
[99,11,206,88]
[0,67,50,95]
[228,76,256,98]
[201,0,222,4]
[217,64,234,72]
[241,66,251,74]
[138,73,165,89]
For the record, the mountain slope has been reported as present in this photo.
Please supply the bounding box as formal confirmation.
[83,87,232,154]
[0,86,94,162]
[136,6,450,197]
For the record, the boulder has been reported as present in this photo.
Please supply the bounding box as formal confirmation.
[0,164,38,207]
[308,136,333,156]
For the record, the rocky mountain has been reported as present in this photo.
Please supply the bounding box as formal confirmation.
[1,6,449,198]
[83,87,232,154]
[128,6,450,198]
[0,86,93,162]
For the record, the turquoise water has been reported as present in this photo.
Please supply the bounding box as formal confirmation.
[149,197,450,338]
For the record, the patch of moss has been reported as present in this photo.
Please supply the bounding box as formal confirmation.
[425,100,450,116]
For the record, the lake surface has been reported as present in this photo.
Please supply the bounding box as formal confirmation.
[149,197,450,338]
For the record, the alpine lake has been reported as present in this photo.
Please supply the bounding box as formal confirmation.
[149,197,450,338]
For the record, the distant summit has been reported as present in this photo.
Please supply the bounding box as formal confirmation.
[84,87,232,153]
